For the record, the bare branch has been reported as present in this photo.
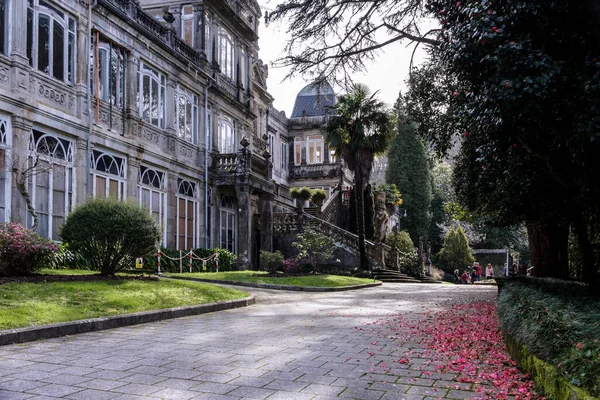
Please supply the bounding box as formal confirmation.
[268,0,438,83]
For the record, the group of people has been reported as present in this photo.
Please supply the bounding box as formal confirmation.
[454,262,495,284]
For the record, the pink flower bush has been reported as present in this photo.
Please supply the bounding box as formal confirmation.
[0,223,58,276]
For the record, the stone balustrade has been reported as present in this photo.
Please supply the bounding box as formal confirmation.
[289,163,341,179]
[214,153,237,173]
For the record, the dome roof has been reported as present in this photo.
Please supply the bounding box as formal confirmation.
[290,80,336,118]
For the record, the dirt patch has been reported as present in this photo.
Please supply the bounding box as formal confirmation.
[0,274,158,285]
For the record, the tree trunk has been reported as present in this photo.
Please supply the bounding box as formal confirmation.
[572,212,599,290]
[527,221,569,279]
[355,175,369,271]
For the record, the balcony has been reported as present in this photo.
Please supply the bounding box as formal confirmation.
[289,163,342,179]
[99,0,202,67]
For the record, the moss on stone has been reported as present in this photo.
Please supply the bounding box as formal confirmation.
[504,332,598,400]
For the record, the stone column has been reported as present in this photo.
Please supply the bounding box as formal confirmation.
[75,8,90,120]
[9,116,33,226]
[259,192,273,253]
[9,0,31,94]
[169,6,182,38]
[126,155,139,202]
[74,137,89,204]
[165,174,178,249]
[301,137,307,164]
[235,184,252,270]
[194,4,204,54]
[165,78,177,136]
[124,51,139,137]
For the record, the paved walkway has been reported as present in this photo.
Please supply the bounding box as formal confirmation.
[0,284,502,400]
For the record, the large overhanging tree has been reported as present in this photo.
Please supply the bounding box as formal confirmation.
[405,1,600,286]
[270,0,600,285]
[267,0,441,83]
[324,84,395,270]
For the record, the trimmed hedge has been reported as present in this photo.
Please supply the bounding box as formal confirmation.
[497,277,600,398]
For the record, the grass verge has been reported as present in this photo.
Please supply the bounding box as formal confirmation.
[165,271,378,287]
[0,278,248,330]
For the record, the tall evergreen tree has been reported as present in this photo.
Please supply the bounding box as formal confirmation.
[439,225,475,272]
[386,98,432,244]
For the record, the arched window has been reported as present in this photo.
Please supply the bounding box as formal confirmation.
[26,0,76,84]
[219,29,235,80]
[95,40,124,108]
[219,195,235,252]
[218,115,235,153]
[176,178,199,250]
[27,130,74,239]
[137,60,166,128]
[139,166,167,246]
[90,149,126,200]
[175,86,198,144]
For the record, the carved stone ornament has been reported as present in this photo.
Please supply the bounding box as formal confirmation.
[0,66,9,83]
[142,129,162,144]
[37,82,67,107]
[179,144,193,158]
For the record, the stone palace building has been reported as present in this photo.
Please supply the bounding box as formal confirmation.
[0,0,354,268]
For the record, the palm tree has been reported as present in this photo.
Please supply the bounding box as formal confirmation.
[324,83,395,270]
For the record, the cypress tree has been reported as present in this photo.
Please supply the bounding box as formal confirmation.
[386,98,432,244]
[438,225,475,271]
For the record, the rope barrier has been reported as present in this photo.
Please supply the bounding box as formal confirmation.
[156,249,220,273]
[157,249,161,274]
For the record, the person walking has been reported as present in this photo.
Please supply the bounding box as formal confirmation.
[485,263,494,279]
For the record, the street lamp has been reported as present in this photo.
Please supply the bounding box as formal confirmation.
[397,208,407,231]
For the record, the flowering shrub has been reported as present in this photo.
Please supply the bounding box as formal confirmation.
[0,223,58,276]
[282,257,302,274]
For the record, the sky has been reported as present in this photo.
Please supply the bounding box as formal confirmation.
[256,1,431,116]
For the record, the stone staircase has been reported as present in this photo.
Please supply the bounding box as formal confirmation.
[273,211,441,284]
[372,268,442,284]
[372,268,421,283]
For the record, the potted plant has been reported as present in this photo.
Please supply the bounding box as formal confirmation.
[311,189,327,210]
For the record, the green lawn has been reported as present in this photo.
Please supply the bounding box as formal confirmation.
[0,278,248,330]
[165,271,378,287]
[39,268,99,275]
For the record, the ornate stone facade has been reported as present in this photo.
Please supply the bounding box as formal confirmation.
[0,0,350,270]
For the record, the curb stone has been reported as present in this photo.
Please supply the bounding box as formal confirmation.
[164,275,382,291]
[0,295,255,346]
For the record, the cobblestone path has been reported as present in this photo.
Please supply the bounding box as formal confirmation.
[0,283,533,399]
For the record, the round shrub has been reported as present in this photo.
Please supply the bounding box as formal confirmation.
[0,223,58,276]
[259,250,284,273]
[60,198,160,275]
